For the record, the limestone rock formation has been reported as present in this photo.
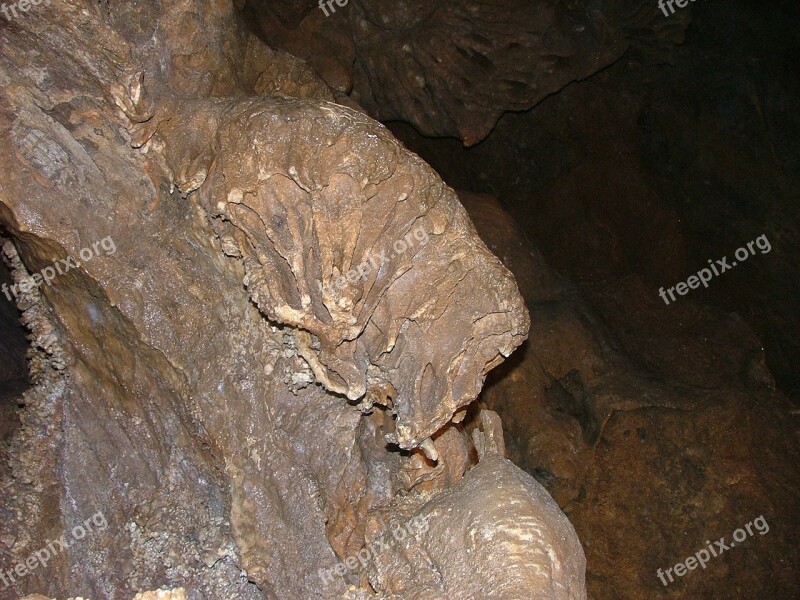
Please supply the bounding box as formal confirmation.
[246,0,691,145]
[110,72,528,451]
[0,0,583,599]
[21,589,185,600]
[367,454,586,600]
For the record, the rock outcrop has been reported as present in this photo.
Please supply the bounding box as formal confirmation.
[0,1,583,599]
[246,0,691,145]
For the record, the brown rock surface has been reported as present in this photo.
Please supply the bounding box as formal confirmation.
[0,1,583,599]
[246,0,691,145]
[461,192,800,599]
[0,261,28,446]
[367,453,586,600]
[389,0,800,406]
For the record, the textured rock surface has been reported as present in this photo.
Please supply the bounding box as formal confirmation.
[389,0,800,405]
[0,1,585,599]
[382,10,800,596]
[0,260,28,448]
[110,73,527,450]
[0,263,27,393]
[368,453,586,600]
[247,0,691,144]
[461,193,800,599]
[21,589,185,600]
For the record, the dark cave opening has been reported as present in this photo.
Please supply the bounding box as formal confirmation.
[0,244,31,443]
[384,0,800,407]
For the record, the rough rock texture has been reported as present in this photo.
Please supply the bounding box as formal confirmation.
[0,260,28,447]
[368,453,586,600]
[110,72,527,450]
[22,589,185,600]
[460,192,800,599]
[0,1,585,599]
[0,263,27,394]
[389,0,800,406]
[246,0,691,144]
[243,0,357,96]
[456,192,568,306]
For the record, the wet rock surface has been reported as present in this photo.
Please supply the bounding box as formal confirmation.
[0,1,585,599]
[2,0,797,598]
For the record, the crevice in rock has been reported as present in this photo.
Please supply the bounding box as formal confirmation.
[0,235,32,445]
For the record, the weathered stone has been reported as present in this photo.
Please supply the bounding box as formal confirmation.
[0,1,582,599]
[247,0,691,145]
[366,453,586,599]
[462,193,800,600]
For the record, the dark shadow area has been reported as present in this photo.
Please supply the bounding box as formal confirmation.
[387,0,800,406]
[0,245,30,444]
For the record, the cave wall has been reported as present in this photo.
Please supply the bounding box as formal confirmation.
[461,191,800,600]
[0,1,586,599]
[388,0,800,405]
